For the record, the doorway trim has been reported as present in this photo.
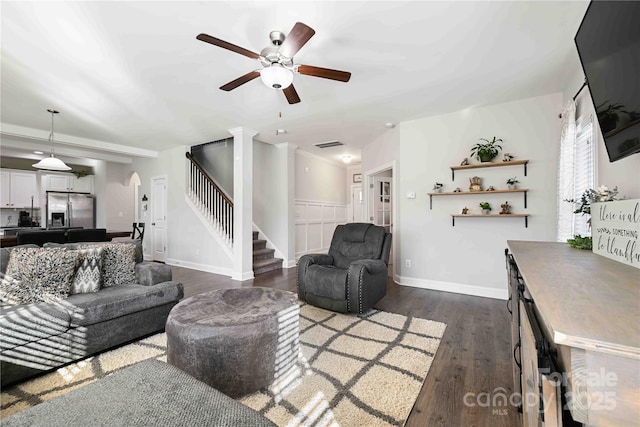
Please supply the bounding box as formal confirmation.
[363,161,396,278]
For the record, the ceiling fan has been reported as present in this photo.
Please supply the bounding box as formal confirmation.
[196,22,351,104]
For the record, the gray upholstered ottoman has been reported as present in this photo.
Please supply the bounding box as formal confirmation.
[166,287,300,398]
[1,359,275,427]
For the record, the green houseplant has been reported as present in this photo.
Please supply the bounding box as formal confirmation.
[479,202,492,214]
[470,137,503,162]
[564,185,619,250]
[506,177,519,190]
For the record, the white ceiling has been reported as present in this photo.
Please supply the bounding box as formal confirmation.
[1,1,589,166]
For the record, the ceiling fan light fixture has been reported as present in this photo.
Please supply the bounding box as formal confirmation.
[260,64,293,90]
[33,109,72,171]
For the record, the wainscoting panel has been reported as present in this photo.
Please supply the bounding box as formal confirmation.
[295,200,348,259]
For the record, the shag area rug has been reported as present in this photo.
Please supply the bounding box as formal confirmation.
[1,303,446,426]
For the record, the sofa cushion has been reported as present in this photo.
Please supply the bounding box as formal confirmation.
[76,243,136,288]
[44,239,143,264]
[0,300,72,351]
[305,264,348,300]
[63,281,183,326]
[2,248,78,305]
[1,245,39,275]
[70,247,103,294]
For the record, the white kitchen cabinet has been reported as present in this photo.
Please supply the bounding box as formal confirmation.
[0,170,39,208]
[72,176,94,193]
[45,173,93,193]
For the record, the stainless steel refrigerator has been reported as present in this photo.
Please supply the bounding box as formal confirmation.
[46,192,96,229]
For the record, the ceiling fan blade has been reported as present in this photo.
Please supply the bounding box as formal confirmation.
[196,33,260,60]
[297,65,351,82]
[279,22,316,58]
[220,71,260,91]
[283,85,301,104]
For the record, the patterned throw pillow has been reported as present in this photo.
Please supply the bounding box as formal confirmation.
[70,247,103,294]
[1,248,78,305]
[80,243,136,287]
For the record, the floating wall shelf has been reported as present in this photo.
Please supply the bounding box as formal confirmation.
[450,159,529,180]
[451,214,530,227]
[428,189,528,209]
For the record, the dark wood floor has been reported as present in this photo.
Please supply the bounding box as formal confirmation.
[171,265,520,427]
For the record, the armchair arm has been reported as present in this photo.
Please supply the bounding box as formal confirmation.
[296,254,334,298]
[346,259,389,314]
[135,261,173,287]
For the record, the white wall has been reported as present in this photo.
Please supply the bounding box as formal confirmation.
[93,161,107,228]
[192,139,234,197]
[295,151,347,204]
[361,129,400,180]
[396,93,563,299]
[104,162,135,231]
[253,140,290,263]
[345,164,362,223]
[131,145,233,275]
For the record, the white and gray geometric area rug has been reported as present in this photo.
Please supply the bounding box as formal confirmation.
[0,304,446,427]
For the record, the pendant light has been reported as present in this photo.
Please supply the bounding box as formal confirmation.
[32,109,71,171]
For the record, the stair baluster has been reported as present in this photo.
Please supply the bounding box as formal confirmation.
[185,152,234,245]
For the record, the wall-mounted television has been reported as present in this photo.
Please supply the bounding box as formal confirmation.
[574,0,640,162]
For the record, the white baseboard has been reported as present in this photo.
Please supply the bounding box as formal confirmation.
[394,274,508,300]
[284,259,297,268]
[231,270,255,281]
[166,258,232,277]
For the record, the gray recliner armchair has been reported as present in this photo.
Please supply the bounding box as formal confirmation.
[297,223,392,314]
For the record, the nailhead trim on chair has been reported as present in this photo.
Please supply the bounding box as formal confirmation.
[358,265,365,314]
[345,268,351,312]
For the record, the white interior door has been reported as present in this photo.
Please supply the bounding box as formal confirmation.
[373,177,392,231]
[351,185,363,222]
[151,176,167,262]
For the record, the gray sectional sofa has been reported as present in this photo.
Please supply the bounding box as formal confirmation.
[0,240,184,387]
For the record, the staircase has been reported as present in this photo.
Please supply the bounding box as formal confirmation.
[186,152,283,276]
[253,231,283,275]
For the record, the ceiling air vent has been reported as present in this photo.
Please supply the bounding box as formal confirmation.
[314,141,343,149]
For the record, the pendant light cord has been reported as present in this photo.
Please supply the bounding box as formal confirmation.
[47,109,59,157]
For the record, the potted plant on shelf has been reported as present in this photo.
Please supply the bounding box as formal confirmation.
[433,182,443,193]
[479,202,492,215]
[470,137,503,162]
[506,177,519,190]
[564,185,620,249]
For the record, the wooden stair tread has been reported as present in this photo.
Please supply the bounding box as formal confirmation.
[253,258,283,267]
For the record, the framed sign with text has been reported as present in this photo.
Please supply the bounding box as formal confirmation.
[591,199,640,269]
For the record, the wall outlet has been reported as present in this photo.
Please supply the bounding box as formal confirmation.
[405,259,412,267]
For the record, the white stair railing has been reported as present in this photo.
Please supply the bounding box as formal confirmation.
[186,152,233,245]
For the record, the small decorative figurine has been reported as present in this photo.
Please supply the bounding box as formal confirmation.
[453,187,462,192]
[433,182,443,192]
[503,153,515,162]
[486,186,496,191]
[462,207,469,214]
[460,158,470,166]
[500,201,512,214]
[469,176,482,192]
